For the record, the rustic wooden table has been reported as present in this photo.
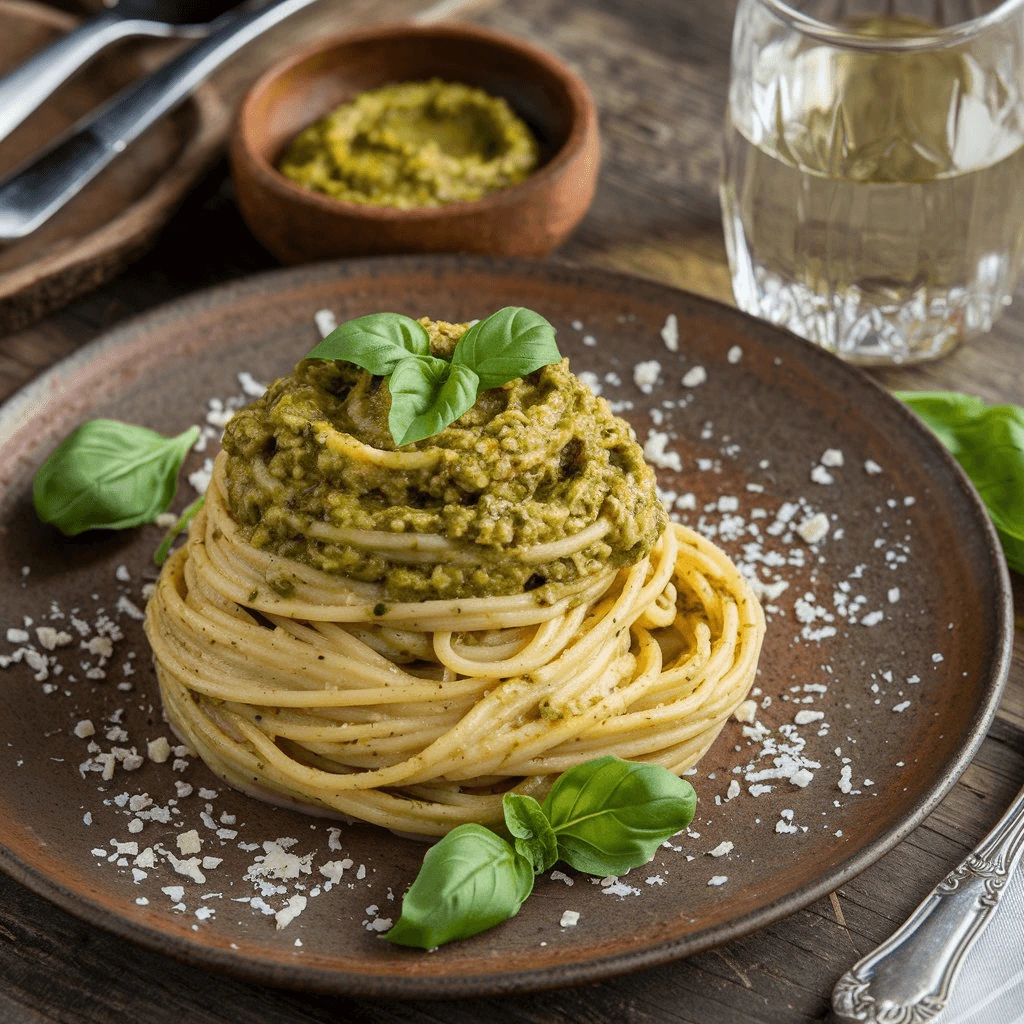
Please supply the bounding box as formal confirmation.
[1,0,1022,1021]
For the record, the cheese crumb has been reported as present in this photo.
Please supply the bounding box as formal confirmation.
[559,910,580,928]
[707,875,728,886]
[820,449,844,467]
[176,830,202,855]
[810,465,834,485]
[643,431,682,472]
[275,895,307,930]
[794,710,824,725]
[708,841,733,857]
[147,737,171,763]
[661,313,679,352]
[73,720,95,739]
[797,513,830,545]
[36,627,71,650]
[682,366,707,388]
[727,345,742,364]
[864,459,883,475]
[633,360,661,393]
[314,310,337,338]
[733,699,758,724]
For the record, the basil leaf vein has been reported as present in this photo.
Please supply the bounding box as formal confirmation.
[502,792,558,874]
[897,390,1024,575]
[542,756,697,875]
[32,420,199,536]
[385,824,534,949]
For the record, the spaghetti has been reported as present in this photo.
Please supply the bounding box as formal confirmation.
[144,322,765,835]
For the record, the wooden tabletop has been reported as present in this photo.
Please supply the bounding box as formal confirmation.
[1,0,1022,1021]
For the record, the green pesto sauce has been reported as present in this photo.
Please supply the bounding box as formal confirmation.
[222,318,666,602]
[278,79,539,209]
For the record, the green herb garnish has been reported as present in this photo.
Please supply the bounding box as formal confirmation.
[153,496,205,566]
[33,420,199,536]
[306,307,561,447]
[385,824,535,949]
[385,757,696,949]
[897,391,1024,575]
[540,756,698,875]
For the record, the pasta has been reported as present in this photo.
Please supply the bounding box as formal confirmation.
[145,453,765,836]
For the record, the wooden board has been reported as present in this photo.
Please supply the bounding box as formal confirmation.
[0,0,455,333]
[0,0,228,332]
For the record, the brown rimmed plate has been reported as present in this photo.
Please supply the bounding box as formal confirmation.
[0,256,1012,997]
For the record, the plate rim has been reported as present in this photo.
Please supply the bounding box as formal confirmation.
[0,254,1013,998]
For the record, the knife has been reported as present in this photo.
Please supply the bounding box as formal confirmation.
[0,0,320,242]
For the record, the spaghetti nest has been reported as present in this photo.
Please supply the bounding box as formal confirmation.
[146,454,765,836]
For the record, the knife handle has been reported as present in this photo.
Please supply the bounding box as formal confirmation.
[0,10,183,146]
[0,0,318,242]
[832,783,1024,1023]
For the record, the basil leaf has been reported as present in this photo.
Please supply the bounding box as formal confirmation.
[542,756,697,875]
[502,793,558,873]
[387,357,479,447]
[385,824,534,949]
[452,307,561,390]
[33,420,199,536]
[306,312,430,376]
[154,496,205,566]
[897,390,1024,575]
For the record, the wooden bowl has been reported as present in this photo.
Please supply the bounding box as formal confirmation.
[229,22,600,263]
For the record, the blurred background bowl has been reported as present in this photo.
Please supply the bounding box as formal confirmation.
[229,21,600,264]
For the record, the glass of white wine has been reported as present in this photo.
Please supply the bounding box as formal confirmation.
[721,0,1024,364]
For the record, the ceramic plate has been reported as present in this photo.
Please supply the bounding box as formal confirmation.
[0,257,1011,996]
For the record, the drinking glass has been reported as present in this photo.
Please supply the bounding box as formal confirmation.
[721,0,1024,364]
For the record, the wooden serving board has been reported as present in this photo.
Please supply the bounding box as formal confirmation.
[0,0,228,333]
[0,0,446,334]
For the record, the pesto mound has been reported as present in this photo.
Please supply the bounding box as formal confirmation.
[278,79,539,209]
[222,318,666,601]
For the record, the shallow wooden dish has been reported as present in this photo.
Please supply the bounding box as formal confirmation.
[0,0,228,333]
[229,23,600,263]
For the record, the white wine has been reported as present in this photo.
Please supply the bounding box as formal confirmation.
[721,14,1024,364]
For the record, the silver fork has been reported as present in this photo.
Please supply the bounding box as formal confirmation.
[0,0,242,144]
[0,0,319,242]
[832,782,1024,1022]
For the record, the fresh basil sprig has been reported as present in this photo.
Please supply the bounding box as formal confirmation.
[33,420,199,536]
[897,391,1024,575]
[384,824,535,949]
[306,307,561,447]
[386,757,696,949]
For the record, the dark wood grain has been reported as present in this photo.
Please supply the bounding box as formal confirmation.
[0,0,1022,1021]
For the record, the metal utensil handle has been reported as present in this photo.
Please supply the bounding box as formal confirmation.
[0,0,317,242]
[832,783,1024,1023]
[0,10,184,146]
